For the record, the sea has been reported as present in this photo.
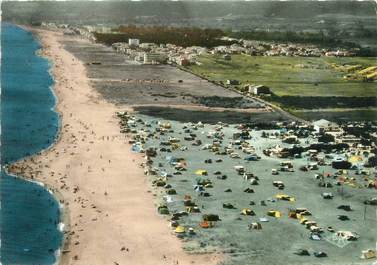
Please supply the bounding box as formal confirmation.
[0,23,63,265]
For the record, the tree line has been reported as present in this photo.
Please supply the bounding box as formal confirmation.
[228,30,352,47]
[94,25,236,48]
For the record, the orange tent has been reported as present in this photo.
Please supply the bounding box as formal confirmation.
[199,221,212,229]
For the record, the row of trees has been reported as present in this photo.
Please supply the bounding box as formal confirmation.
[95,25,235,48]
[229,30,352,47]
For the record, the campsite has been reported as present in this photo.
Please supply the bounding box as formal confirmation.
[118,112,377,265]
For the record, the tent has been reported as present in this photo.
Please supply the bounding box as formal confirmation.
[310,233,321,241]
[234,165,245,173]
[241,208,255,216]
[175,226,185,233]
[196,177,211,186]
[158,205,170,215]
[267,210,282,218]
[349,155,362,163]
[313,251,327,258]
[188,227,196,235]
[131,144,143,152]
[160,122,171,129]
[273,181,284,188]
[337,205,352,211]
[244,188,254,193]
[322,192,333,199]
[250,178,259,185]
[294,249,310,256]
[276,194,295,202]
[202,214,220,222]
[296,208,311,216]
[171,143,181,150]
[194,185,204,192]
[245,155,259,161]
[288,210,299,219]
[223,203,236,209]
[166,189,177,195]
[195,169,208,176]
[361,249,376,259]
[186,206,200,213]
[336,231,359,241]
[248,222,262,230]
[305,221,317,230]
[199,221,212,229]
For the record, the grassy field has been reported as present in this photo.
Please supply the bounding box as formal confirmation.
[291,108,377,122]
[187,54,377,120]
[187,54,377,97]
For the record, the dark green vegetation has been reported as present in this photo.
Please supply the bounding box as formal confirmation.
[134,106,288,124]
[186,54,377,121]
[95,26,235,48]
[230,30,346,47]
[270,96,377,109]
[292,109,377,122]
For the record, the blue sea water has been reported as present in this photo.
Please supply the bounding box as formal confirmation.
[1,24,63,264]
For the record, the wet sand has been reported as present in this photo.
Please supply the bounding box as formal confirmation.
[9,28,222,265]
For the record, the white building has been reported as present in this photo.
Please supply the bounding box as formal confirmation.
[251,85,271,95]
[140,42,157,49]
[143,53,167,64]
[128,39,140,47]
[312,119,341,135]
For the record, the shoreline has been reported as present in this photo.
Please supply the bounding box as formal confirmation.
[27,25,70,265]
[9,27,222,265]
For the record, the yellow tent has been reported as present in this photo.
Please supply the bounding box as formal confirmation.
[267,210,282,218]
[195,170,208,176]
[241,208,254,216]
[276,194,295,202]
[175,226,185,233]
[348,156,362,163]
[171,143,181,150]
[366,71,377,80]
[359,66,377,75]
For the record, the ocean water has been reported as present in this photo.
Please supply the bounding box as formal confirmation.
[1,24,63,265]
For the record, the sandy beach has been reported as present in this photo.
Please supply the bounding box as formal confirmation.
[9,28,222,265]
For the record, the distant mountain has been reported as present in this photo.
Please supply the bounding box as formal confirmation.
[2,0,375,25]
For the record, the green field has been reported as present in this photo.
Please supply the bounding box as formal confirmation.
[291,108,377,122]
[187,54,377,97]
